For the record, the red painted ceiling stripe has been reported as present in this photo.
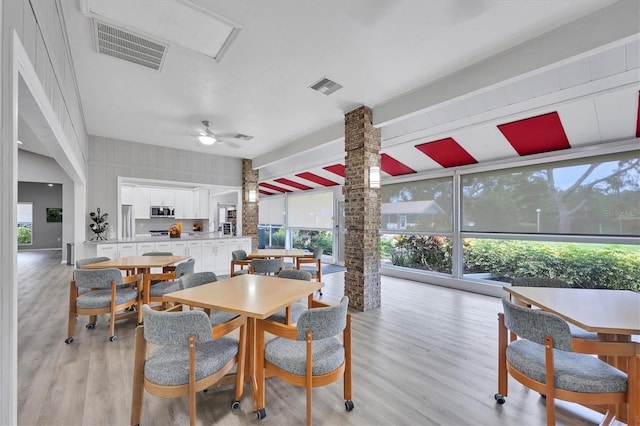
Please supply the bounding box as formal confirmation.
[259,182,292,193]
[381,153,416,176]
[323,164,346,177]
[498,111,570,156]
[296,172,339,187]
[415,137,477,168]
[274,177,313,190]
[636,91,640,137]
[259,189,274,196]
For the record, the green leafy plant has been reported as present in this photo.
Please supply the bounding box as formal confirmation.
[17,226,32,244]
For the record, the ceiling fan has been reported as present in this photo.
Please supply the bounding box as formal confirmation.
[194,120,247,148]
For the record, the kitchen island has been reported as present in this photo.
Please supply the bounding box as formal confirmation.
[84,235,251,276]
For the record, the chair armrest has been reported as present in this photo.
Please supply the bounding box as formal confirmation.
[310,299,331,308]
[122,273,143,286]
[212,315,246,339]
[572,339,640,356]
[257,318,298,340]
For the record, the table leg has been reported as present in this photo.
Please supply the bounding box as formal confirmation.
[597,333,635,425]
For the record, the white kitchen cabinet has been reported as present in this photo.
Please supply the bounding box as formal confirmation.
[195,189,209,219]
[96,243,118,259]
[187,241,202,272]
[200,240,217,273]
[174,190,194,219]
[121,185,134,205]
[201,239,230,276]
[150,189,175,206]
[171,240,189,256]
[136,242,155,255]
[155,241,172,253]
[117,243,137,258]
[133,187,151,219]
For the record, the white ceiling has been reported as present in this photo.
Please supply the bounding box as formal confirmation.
[21,0,639,189]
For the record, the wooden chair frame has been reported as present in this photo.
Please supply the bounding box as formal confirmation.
[130,307,247,426]
[230,258,252,276]
[497,312,639,426]
[66,273,142,342]
[256,299,352,425]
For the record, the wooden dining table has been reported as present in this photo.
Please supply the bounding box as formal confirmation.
[162,273,323,413]
[503,286,640,425]
[81,255,191,323]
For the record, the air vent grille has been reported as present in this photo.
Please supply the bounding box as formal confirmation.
[310,77,343,95]
[94,20,168,71]
[234,133,253,141]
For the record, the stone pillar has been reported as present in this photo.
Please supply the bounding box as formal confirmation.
[344,106,381,311]
[242,159,259,250]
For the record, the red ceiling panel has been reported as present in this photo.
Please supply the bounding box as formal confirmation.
[323,164,346,177]
[259,189,275,196]
[296,172,339,187]
[636,91,640,137]
[497,111,570,156]
[259,182,292,193]
[274,177,313,190]
[415,137,477,168]
[381,153,416,176]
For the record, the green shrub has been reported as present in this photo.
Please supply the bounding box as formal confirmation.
[17,226,32,244]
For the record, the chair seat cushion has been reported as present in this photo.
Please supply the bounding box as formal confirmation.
[299,266,319,275]
[210,310,238,326]
[76,288,138,309]
[149,280,181,297]
[568,323,598,340]
[233,269,249,276]
[265,336,344,376]
[267,302,306,324]
[145,337,238,386]
[507,339,627,393]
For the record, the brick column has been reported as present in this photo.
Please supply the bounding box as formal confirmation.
[344,106,381,311]
[242,159,259,251]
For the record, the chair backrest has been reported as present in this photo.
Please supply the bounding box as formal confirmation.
[179,271,217,289]
[511,277,570,288]
[142,304,212,346]
[501,297,572,351]
[251,258,284,274]
[231,250,248,261]
[143,251,174,256]
[311,247,323,260]
[73,268,123,289]
[296,296,348,341]
[277,269,312,281]
[174,258,195,276]
[75,256,110,268]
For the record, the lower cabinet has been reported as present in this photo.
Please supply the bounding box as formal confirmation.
[201,239,229,276]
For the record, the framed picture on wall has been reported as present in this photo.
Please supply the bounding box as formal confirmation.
[46,207,62,222]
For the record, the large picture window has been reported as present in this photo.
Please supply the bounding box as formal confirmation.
[461,151,639,236]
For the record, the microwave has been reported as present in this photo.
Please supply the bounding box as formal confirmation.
[150,206,174,217]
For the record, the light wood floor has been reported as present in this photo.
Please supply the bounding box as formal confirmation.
[18,250,613,425]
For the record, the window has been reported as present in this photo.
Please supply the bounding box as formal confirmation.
[461,151,639,236]
[259,196,285,248]
[17,202,33,245]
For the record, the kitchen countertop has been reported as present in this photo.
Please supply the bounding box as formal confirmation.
[84,233,247,244]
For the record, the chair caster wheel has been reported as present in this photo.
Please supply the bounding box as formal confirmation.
[64,337,74,344]
[86,323,96,329]
[125,306,136,312]
[494,393,506,404]
[256,408,266,419]
[136,322,144,326]
[231,400,240,410]
[539,393,546,399]
[345,400,354,411]
[109,335,118,342]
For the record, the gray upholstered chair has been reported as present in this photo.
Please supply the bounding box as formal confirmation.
[75,256,110,269]
[143,251,176,273]
[130,305,246,426]
[250,258,284,275]
[510,276,598,342]
[496,297,634,426]
[297,247,323,296]
[256,296,353,424]
[65,268,142,343]
[230,250,251,276]
[143,258,195,308]
[267,269,312,324]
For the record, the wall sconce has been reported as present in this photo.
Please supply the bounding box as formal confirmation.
[247,189,258,203]
[369,166,381,189]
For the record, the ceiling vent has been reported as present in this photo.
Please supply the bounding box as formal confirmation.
[309,77,343,96]
[93,20,168,71]
[233,133,253,141]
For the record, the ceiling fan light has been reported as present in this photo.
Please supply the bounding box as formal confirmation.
[198,135,216,145]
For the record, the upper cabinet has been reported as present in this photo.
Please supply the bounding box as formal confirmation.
[196,189,209,219]
[149,189,175,206]
[133,187,150,219]
[121,185,134,205]
[174,190,194,219]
